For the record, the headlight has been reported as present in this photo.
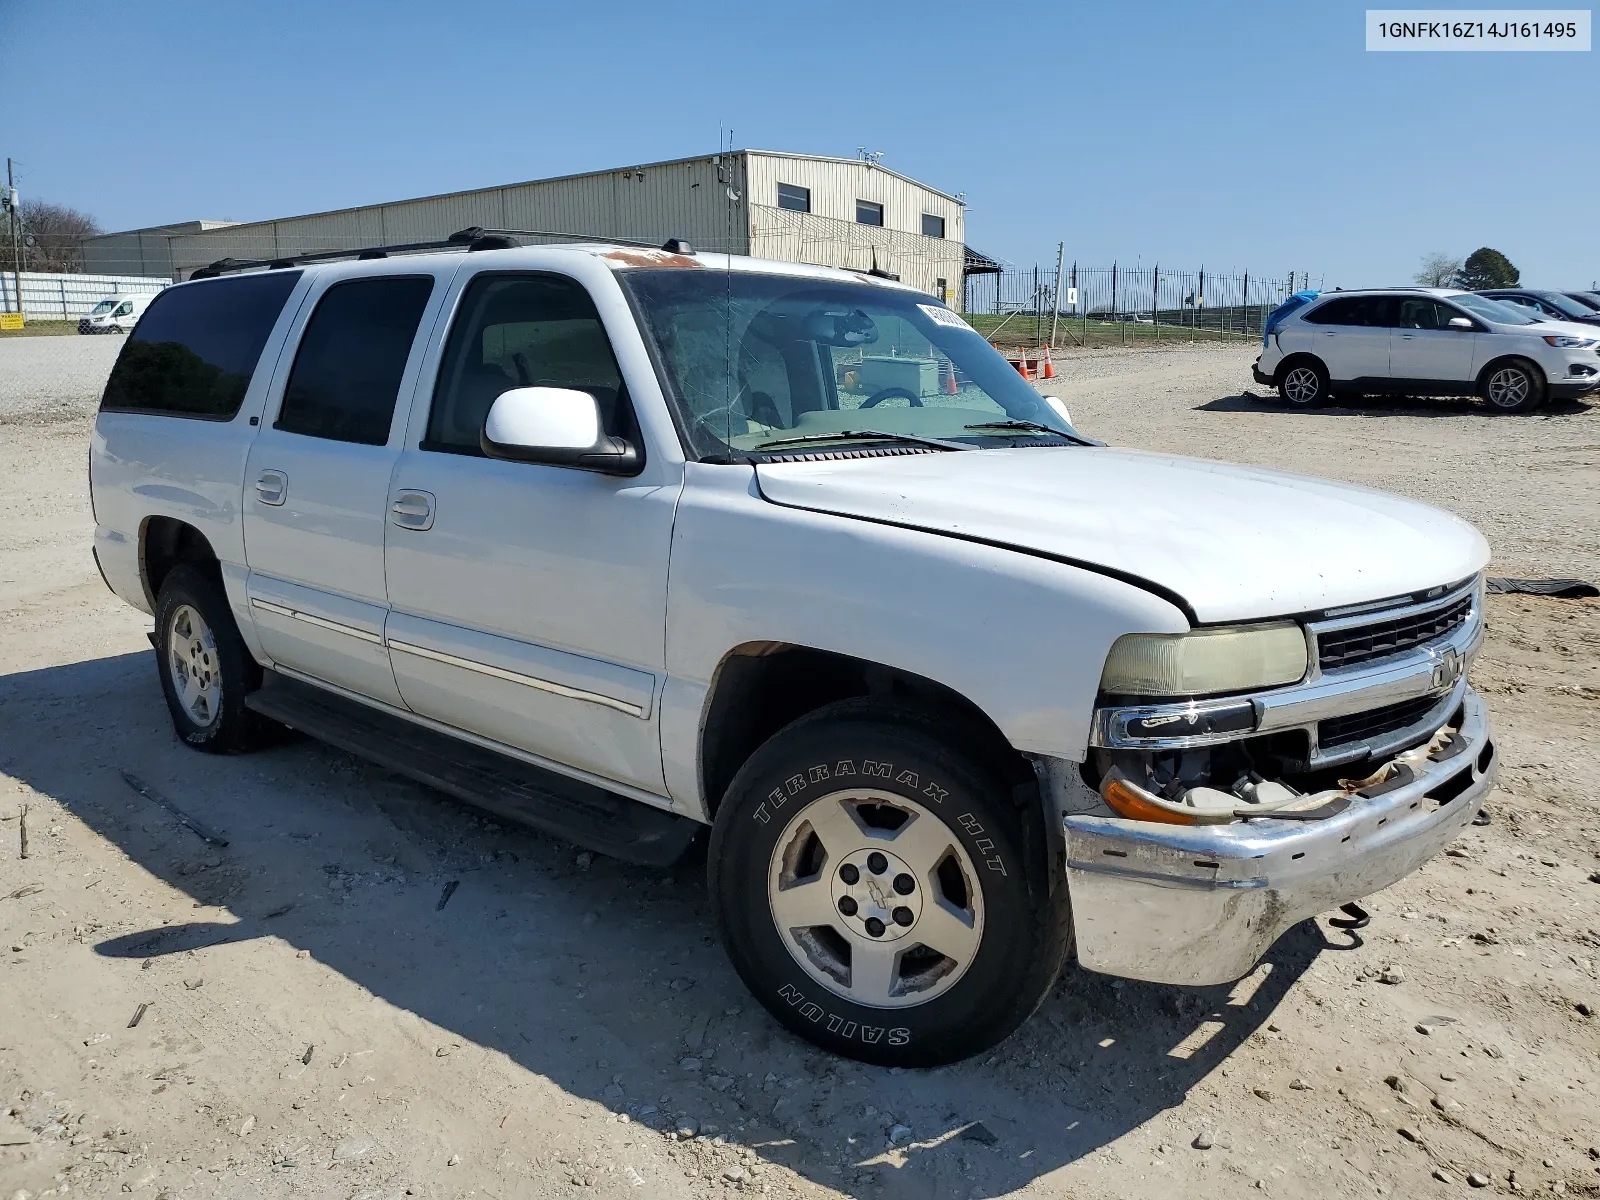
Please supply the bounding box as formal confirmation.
[1543,334,1597,348]
[1100,623,1308,697]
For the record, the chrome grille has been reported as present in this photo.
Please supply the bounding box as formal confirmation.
[1318,694,1443,750]
[1317,594,1473,672]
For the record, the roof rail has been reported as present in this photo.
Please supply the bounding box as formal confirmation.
[186,226,670,279]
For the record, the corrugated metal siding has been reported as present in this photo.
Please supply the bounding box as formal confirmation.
[744,153,964,245]
[89,151,976,281]
[748,204,966,307]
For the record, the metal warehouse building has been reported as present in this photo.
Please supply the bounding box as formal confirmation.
[85,150,969,305]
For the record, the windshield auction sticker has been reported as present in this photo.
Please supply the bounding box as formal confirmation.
[1367,9,1590,48]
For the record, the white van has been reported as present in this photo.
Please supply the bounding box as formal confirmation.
[79,293,155,335]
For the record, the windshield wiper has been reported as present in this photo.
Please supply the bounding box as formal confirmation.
[753,429,973,453]
[961,420,1094,445]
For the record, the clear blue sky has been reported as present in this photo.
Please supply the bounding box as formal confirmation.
[3,0,1596,287]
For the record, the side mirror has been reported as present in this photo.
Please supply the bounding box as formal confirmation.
[1040,395,1074,426]
[1447,317,1475,330]
[481,387,641,476]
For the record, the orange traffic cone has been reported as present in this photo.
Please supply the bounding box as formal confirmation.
[943,360,958,394]
[1041,345,1056,379]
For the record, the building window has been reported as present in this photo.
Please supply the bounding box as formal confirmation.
[776,183,810,213]
[921,213,945,239]
[936,278,948,303]
[855,199,884,227]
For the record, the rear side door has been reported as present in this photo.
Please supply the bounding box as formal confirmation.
[241,267,447,705]
[1390,297,1481,388]
[382,265,680,796]
[1300,296,1393,382]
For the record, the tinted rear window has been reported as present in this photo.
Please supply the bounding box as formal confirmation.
[1303,296,1393,327]
[100,272,303,419]
[275,276,434,446]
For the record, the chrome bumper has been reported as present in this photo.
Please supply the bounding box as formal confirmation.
[1063,688,1496,986]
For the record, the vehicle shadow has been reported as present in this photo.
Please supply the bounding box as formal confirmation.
[1201,391,1595,418]
[1,649,1337,1198]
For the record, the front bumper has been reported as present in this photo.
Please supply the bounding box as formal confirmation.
[1063,688,1495,986]
[1550,378,1600,400]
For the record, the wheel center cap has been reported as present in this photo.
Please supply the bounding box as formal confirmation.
[830,847,922,942]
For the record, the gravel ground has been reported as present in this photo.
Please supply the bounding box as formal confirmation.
[0,335,126,426]
[1,339,1596,1200]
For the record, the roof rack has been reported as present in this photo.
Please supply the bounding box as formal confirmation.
[188,226,671,279]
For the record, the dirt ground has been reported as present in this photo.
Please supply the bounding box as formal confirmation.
[1,338,1597,1200]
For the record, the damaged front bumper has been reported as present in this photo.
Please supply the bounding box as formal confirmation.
[1063,688,1496,987]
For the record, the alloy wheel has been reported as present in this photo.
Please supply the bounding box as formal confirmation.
[167,603,222,727]
[1283,366,1321,404]
[767,789,984,1009]
[1486,367,1530,409]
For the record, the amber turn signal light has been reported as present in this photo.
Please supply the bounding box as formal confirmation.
[1102,776,1200,825]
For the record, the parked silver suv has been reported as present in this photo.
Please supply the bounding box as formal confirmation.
[1252,287,1600,412]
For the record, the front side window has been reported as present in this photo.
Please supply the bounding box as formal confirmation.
[921,213,945,239]
[89,300,118,316]
[855,199,884,227]
[620,270,1077,460]
[275,276,434,445]
[1396,298,1449,329]
[100,271,303,419]
[425,273,628,456]
[777,183,811,213]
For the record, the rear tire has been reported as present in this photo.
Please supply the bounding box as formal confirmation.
[1277,358,1328,406]
[1480,359,1546,413]
[153,564,267,754]
[708,700,1072,1067]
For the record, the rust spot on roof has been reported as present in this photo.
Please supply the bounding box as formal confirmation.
[603,248,702,269]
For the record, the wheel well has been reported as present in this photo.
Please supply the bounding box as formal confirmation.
[1476,354,1546,390]
[700,644,1030,820]
[1277,353,1326,380]
[140,517,220,608]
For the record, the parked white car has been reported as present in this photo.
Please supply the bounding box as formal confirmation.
[79,293,155,334]
[1253,287,1600,412]
[90,235,1497,1065]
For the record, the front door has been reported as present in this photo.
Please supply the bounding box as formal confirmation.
[1302,294,1394,383]
[242,269,443,705]
[1390,296,1480,387]
[383,268,679,796]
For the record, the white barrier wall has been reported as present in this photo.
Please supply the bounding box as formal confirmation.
[0,271,169,321]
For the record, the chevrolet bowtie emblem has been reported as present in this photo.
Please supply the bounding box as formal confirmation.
[1431,648,1462,690]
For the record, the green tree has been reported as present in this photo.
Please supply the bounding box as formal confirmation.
[1454,247,1520,290]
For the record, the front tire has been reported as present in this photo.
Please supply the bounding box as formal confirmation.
[1277,358,1328,406]
[153,564,266,753]
[708,700,1071,1066]
[1481,359,1546,413]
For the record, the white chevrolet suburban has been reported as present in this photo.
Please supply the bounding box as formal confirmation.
[90,230,1498,1066]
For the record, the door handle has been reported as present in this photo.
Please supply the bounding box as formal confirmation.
[255,470,287,506]
[390,489,435,531]
[1399,333,1416,339]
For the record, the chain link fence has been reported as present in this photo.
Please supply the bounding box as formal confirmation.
[965,262,1324,348]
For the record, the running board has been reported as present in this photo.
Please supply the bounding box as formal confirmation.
[244,671,700,867]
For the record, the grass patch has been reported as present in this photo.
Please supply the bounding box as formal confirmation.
[964,312,1262,350]
[0,320,89,338]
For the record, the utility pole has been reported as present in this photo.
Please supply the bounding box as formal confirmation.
[1049,241,1064,349]
[5,158,22,316]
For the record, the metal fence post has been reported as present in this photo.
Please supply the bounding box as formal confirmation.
[1050,241,1063,349]
[1153,265,1159,343]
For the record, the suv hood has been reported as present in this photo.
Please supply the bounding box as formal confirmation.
[755,448,1489,623]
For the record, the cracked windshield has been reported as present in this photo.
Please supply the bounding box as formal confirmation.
[620,269,1077,457]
